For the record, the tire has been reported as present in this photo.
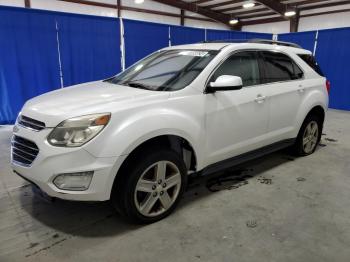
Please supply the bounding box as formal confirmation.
[112,148,187,224]
[292,114,323,156]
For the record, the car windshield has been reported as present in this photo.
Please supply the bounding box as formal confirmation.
[106,49,218,91]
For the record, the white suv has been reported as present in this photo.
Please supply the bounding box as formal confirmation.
[11,40,329,223]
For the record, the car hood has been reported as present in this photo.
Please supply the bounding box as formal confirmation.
[21,81,170,127]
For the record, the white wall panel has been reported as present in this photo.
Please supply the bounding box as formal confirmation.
[242,21,289,34]
[185,19,228,30]
[185,11,228,30]
[30,0,118,17]
[299,12,350,31]
[121,10,179,25]
[0,0,231,30]
[122,0,179,13]
[0,0,24,7]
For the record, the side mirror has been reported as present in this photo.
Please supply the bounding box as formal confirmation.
[207,75,243,93]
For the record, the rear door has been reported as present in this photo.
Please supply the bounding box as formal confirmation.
[259,51,305,141]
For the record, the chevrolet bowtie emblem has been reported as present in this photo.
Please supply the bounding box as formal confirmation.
[13,125,19,133]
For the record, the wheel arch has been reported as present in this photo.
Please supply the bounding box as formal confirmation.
[305,105,325,123]
[295,104,326,138]
[110,133,198,199]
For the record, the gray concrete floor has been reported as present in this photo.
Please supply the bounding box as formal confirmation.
[0,109,350,262]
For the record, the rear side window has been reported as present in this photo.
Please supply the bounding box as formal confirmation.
[298,54,324,76]
[211,51,260,87]
[260,51,304,84]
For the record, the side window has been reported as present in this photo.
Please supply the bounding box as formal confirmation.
[298,54,324,76]
[211,51,260,87]
[261,51,303,84]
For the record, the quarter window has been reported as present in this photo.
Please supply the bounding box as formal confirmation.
[298,54,324,76]
[211,51,260,87]
[260,51,303,83]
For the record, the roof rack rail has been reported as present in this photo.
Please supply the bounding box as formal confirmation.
[248,39,301,48]
[200,38,301,48]
[200,39,247,44]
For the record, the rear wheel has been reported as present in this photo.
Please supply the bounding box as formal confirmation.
[112,148,187,224]
[292,114,323,156]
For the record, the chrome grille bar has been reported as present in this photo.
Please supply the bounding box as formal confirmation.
[18,115,46,131]
[11,135,39,166]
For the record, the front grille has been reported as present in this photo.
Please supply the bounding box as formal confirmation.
[18,115,45,131]
[11,135,39,166]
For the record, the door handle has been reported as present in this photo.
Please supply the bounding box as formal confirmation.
[255,94,266,103]
[298,84,305,93]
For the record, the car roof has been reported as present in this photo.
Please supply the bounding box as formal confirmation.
[163,42,312,55]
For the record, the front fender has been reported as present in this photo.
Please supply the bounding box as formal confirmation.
[84,107,205,168]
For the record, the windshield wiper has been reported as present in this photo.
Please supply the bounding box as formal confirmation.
[125,81,152,90]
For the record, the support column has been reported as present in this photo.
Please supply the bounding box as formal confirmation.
[180,9,185,26]
[290,10,300,33]
[24,0,31,8]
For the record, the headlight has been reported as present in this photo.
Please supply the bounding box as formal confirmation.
[47,113,110,147]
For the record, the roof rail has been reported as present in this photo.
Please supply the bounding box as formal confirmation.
[248,39,301,48]
[200,38,301,48]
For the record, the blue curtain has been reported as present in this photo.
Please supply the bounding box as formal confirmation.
[123,19,169,67]
[315,27,350,110]
[207,29,272,41]
[245,32,272,40]
[170,25,205,45]
[207,29,246,40]
[56,14,120,87]
[0,7,61,124]
[278,31,316,52]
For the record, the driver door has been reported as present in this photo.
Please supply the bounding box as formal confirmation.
[205,51,271,165]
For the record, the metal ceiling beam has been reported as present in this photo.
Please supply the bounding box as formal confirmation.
[241,1,350,26]
[152,0,233,27]
[205,0,246,9]
[192,0,213,4]
[300,0,350,11]
[219,6,269,13]
[212,3,263,13]
[254,0,291,16]
[238,12,276,19]
[229,7,271,16]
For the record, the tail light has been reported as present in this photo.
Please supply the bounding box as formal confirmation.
[326,79,331,94]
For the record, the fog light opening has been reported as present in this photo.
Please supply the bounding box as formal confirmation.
[53,171,93,191]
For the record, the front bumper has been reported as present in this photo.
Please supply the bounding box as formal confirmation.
[11,125,127,201]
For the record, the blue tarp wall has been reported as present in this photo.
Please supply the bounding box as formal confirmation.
[5,6,350,122]
[0,6,120,124]
[279,28,350,111]
[0,5,273,124]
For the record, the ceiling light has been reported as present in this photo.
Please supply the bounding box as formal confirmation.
[243,1,255,9]
[134,0,144,4]
[285,10,296,17]
[229,18,239,25]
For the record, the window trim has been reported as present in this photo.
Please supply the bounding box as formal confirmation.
[204,49,305,94]
[258,50,305,84]
[204,49,262,93]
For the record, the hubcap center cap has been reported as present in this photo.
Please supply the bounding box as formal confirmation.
[156,184,163,193]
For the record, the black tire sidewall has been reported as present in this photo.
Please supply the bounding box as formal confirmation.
[118,149,187,224]
[295,114,323,156]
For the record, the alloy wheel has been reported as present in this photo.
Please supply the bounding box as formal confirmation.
[134,161,182,217]
[302,121,319,154]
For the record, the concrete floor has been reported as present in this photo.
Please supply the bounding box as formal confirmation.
[0,109,350,262]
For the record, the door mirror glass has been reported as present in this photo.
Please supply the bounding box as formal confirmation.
[208,75,243,92]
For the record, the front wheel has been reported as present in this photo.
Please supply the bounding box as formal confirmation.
[112,149,187,224]
[292,114,323,156]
